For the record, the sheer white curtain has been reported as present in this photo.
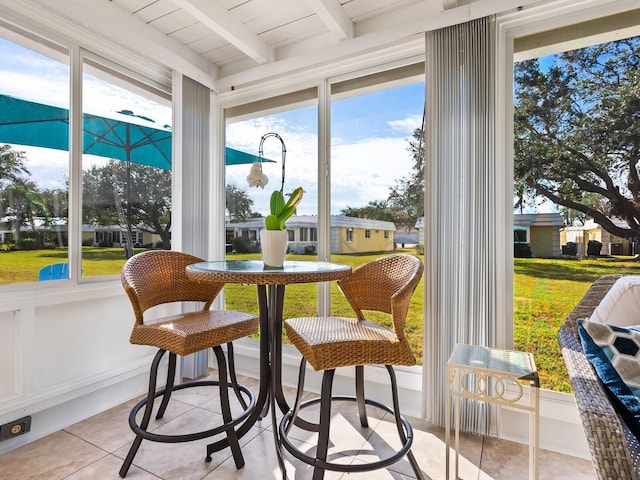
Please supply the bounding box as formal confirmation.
[423,16,508,434]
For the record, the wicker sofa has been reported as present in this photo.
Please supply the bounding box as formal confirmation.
[558,274,640,480]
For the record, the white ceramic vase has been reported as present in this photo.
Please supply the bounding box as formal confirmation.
[260,228,288,267]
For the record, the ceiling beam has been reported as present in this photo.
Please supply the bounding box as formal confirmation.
[216,0,549,91]
[441,0,459,10]
[22,0,215,89]
[171,0,273,64]
[305,0,354,39]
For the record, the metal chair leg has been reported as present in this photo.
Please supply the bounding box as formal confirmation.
[227,342,249,410]
[386,365,425,480]
[211,345,244,468]
[355,365,368,428]
[119,349,166,478]
[313,369,335,480]
[156,352,176,419]
[285,358,307,434]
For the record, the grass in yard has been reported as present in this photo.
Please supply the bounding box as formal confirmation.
[0,247,145,283]
[514,256,640,392]
[3,247,638,392]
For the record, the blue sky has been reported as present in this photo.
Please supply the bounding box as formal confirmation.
[226,82,424,216]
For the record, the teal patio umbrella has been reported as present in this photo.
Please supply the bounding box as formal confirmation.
[0,94,271,256]
[0,94,269,167]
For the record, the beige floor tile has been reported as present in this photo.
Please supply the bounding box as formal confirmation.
[479,436,595,480]
[0,371,597,480]
[113,407,262,480]
[65,454,161,479]
[205,429,345,480]
[166,368,257,407]
[65,395,194,453]
[0,430,106,480]
[354,413,483,480]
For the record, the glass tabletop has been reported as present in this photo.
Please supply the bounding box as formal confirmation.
[448,344,538,381]
[190,260,349,274]
[186,260,352,285]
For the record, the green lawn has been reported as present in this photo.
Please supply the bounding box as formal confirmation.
[514,257,640,391]
[2,248,638,392]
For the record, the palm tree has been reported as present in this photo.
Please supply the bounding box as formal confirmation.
[2,179,47,247]
[0,145,29,186]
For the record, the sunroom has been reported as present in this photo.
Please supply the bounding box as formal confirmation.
[0,0,638,478]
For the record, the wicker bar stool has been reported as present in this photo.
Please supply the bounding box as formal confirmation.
[279,253,425,480]
[118,250,259,478]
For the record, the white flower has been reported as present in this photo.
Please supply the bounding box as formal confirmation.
[247,162,268,188]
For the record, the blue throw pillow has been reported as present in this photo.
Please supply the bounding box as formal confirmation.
[577,318,640,437]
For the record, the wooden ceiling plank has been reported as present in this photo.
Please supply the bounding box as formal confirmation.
[171,0,273,63]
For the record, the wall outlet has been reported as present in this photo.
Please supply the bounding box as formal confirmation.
[0,416,31,441]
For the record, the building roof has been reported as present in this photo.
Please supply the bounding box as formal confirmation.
[514,212,565,227]
[563,217,631,231]
[227,215,396,231]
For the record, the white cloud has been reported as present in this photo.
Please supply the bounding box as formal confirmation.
[388,114,422,134]
[0,70,69,104]
[226,119,415,216]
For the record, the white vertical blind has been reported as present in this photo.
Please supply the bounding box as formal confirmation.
[172,74,210,258]
[172,74,211,379]
[423,16,500,434]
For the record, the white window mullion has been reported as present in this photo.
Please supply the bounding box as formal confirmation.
[69,46,83,281]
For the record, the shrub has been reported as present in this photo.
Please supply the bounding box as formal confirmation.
[18,237,39,250]
[233,237,259,254]
[514,243,532,258]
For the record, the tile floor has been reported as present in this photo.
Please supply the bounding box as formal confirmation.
[0,371,596,480]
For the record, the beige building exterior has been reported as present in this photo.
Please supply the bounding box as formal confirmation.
[514,213,565,258]
[329,216,395,254]
[227,215,396,255]
[561,218,634,257]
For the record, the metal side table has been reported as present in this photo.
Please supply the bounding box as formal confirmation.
[445,344,539,480]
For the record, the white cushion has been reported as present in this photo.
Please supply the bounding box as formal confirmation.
[590,276,640,327]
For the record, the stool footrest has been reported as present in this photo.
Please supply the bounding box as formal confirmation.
[128,380,255,444]
[279,396,414,474]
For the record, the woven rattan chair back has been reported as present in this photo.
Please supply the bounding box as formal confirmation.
[338,253,423,337]
[121,250,223,325]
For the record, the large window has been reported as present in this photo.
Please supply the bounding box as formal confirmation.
[0,25,171,286]
[513,30,640,391]
[0,29,70,284]
[330,66,425,363]
[81,56,171,277]
[224,90,319,319]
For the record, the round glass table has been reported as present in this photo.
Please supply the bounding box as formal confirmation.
[186,260,352,476]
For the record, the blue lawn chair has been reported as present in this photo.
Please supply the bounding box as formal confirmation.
[38,262,69,281]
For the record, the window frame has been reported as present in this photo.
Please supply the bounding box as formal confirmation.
[0,22,171,290]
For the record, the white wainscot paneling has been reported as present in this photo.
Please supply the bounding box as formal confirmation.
[32,298,145,391]
[0,310,18,400]
[0,283,160,454]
